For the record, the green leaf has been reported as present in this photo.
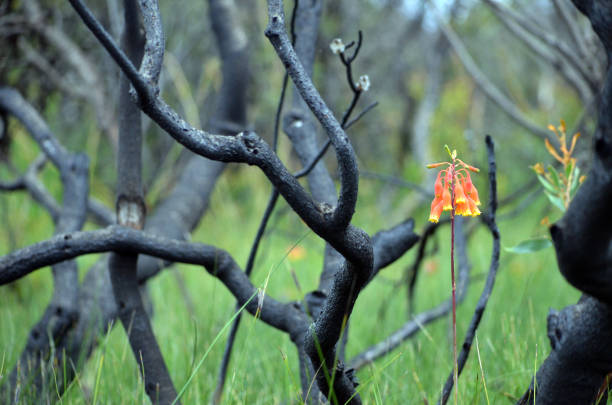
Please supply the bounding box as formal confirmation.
[536,174,557,194]
[570,166,581,195]
[544,190,566,211]
[548,165,561,189]
[504,238,552,254]
[565,159,574,179]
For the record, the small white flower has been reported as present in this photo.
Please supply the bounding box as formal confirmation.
[356,75,370,92]
[330,38,345,54]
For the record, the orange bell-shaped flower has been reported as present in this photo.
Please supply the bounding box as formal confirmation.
[454,179,467,204]
[442,188,452,211]
[429,198,444,223]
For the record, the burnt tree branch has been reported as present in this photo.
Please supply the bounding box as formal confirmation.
[0,87,89,401]
[107,2,178,403]
[517,1,612,403]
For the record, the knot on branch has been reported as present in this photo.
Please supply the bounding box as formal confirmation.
[547,308,563,350]
[304,289,327,319]
[345,366,359,388]
[72,152,90,170]
[595,131,612,168]
[546,297,612,365]
[264,14,284,38]
[317,202,335,221]
[283,110,307,131]
[238,130,262,158]
[59,153,89,183]
[27,305,79,349]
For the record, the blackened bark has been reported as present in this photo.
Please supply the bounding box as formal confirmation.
[9,0,252,398]
[108,1,178,403]
[279,0,340,399]
[0,87,89,402]
[518,296,612,405]
[281,0,342,309]
[518,1,612,403]
[60,1,423,402]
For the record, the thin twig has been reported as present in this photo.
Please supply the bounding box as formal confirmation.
[406,221,444,315]
[294,102,378,181]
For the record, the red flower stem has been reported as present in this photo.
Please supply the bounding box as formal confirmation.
[450,160,458,405]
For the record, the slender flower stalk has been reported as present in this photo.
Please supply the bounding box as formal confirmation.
[427,146,481,404]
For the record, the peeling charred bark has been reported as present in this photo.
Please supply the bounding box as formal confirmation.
[518,1,612,403]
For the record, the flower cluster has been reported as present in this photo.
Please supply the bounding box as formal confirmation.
[427,152,481,223]
[329,38,371,92]
[532,120,585,213]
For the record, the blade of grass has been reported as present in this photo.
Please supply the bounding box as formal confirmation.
[347,351,403,404]
[172,291,258,405]
[91,354,105,405]
[224,233,310,402]
[533,343,537,405]
[475,335,490,405]
[279,347,303,403]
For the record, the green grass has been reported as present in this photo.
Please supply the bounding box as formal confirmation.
[0,142,589,404]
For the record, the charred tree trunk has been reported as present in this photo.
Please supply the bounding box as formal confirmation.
[519,1,612,403]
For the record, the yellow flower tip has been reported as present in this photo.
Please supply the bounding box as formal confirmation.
[468,199,481,216]
[455,201,471,216]
[427,162,448,169]
[579,175,586,184]
[531,163,545,175]
[569,133,581,155]
[547,124,557,133]
[545,138,564,163]
[559,119,566,133]
[428,216,439,224]
[454,182,468,204]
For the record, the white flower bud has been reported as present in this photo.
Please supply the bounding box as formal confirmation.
[330,38,345,54]
[356,75,370,92]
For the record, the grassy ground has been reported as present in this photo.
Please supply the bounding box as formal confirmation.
[0,150,587,404]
